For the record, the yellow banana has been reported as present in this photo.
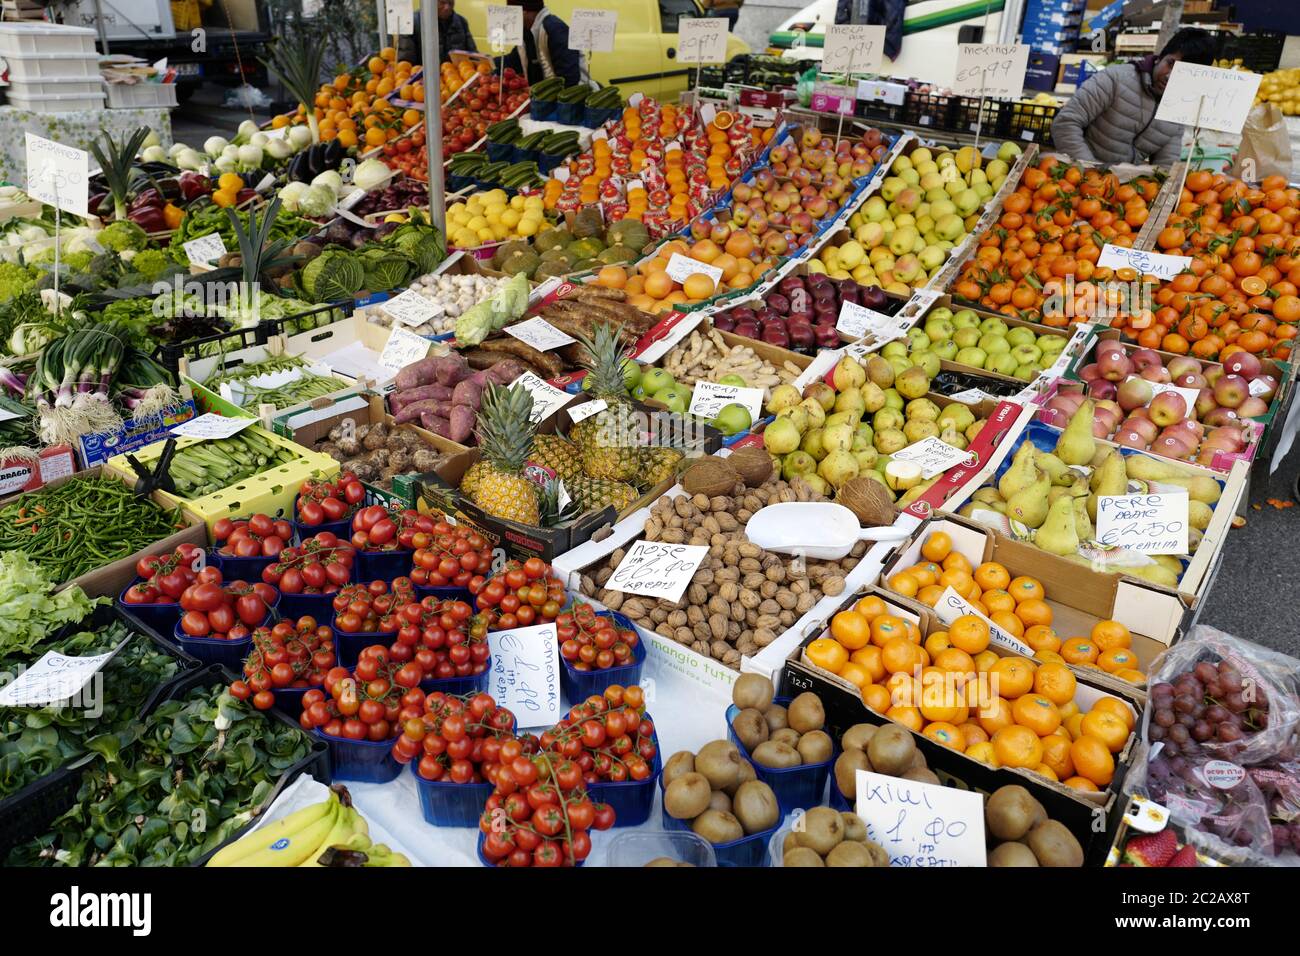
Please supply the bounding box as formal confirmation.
[237,801,340,867]
[297,803,358,867]
[207,794,337,867]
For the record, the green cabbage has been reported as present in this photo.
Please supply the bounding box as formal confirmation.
[300,249,364,303]
[298,184,337,218]
[489,272,531,328]
[358,247,412,293]
[454,300,494,346]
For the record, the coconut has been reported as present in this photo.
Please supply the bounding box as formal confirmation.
[726,446,774,487]
[682,457,740,497]
[838,476,896,526]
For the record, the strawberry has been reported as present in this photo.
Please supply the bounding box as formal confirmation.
[1167,845,1199,867]
[1123,829,1178,867]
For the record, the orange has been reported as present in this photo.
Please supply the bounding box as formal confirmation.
[1012,693,1062,736]
[934,648,976,682]
[982,590,1016,615]
[886,705,924,732]
[854,595,887,619]
[973,562,1010,591]
[1114,668,1146,684]
[1033,661,1077,706]
[948,615,990,654]
[1008,576,1044,603]
[1063,776,1100,792]
[1081,710,1129,753]
[991,610,1025,638]
[973,650,999,673]
[863,684,892,714]
[1091,696,1136,730]
[938,569,974,595]
[682,272,717,300]
[888,572,920,597]
[941,552,973,574]
[830,610,871,650]
[959,722,989,748]
[921,531,953,562]
[1023,624,1062,654]
[1098,647,1138,673]
[1034,764,1059,782]
[805,637,848,674]
[850,646,885,683]
[923,721,965,751]
[885,671,918,706]
[919,678,964,724]
[967,741,998,766]
[989,656,1036,699]
[977,696,1015,735]
[838,661,872,690]
[1040,733,1075,779]
[908,565,937,588]
[1070,735,1115,786]
[965,580,984,604]
[1035,650,1066,665]
[1064,712,1085,740]
[1091,620,1132,650]
[870,614,907,647]
[992,725,1044,769]
[643,271,675,299]
[904,620,923,647]
[924,631,951,659]
[595,265,627,290]
[913,561,942,581]
[1015,598,1053,628]
[881,636,921,675]
[1061,637,1100,665]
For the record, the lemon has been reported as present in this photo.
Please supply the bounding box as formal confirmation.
[523,195,544,210]
[515,217,539,237]
[467,215,489,231]
[491,222,510,241]
[500,208,521,228]
[510,194,526,211]
[453,228,477,247]
[476,226,495,243]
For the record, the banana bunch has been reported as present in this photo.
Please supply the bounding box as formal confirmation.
[206,792,411,868]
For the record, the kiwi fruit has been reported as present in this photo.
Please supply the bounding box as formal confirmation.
[908,749,929,772]
[708,789,732,814]
[786,692,826,733]
[723,757,757,796]
[988,842,1040,867]
[863,840,890,867]
[826,840,875,867]
[841,723,877,752]
[782,830,799,854]
[1026,820,1084,867]
[771,727,801,748]
[645,857,680,867]
[694,740,743,791]
[661,750,695,787]
[783,846,825,867]
[732,780,779,835]
[985,785,1038,842]
[663,772,712,820]
[867,724,916,777]
[834,748,870,799]
[732,673,775,711]
[752,740,801,769]
[796,729,834,764]
[764,704,789,732]
[795,806,845,856]
[902,767,941,785]
[731,708,770,752]
[840,812,869,843]
[692,808,745,845]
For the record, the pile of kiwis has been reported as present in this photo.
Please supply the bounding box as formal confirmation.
[662,740,781,844]
[985,785,1084,867]
[730,674,834,769]
[780,806,889,867]
[832,722,939,799]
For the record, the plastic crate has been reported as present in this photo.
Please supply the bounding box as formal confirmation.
[330,623,397,668]
[0,50,98,80]
[355,547,415,582]
[414,584,474,605]
[6,76,103,97]
[0,22,97,56]
[5,90,105,111]
[530,99,558,122]
[105,82,179,109]
[278,588,348,622]
[585,721,661,827]
[659,778,778,867]
[1006,100,1060,143]
[173,623,255,671]
[116,580,183,635]
[314,729,402,782]
[153,325,262,378]
[605,829,717,866]
[559,610,647,702]
[292,515,354,542]
[477,831,587,867]
[725,698,834,814]
[414,765,493,827]
[419,670,489,696]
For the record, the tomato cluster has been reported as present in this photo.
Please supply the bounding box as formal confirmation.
[124,542,205,605]
[557,603,640,672]
[410,518,495,590]
[178,573,277,640]
[262,531,355,595]
[359,597,486,681]
[330,578,417,634]
[213,513,294,560]
[391,691,517,781]
[296,473,366,527]
[541,686,657,784]
[351,505,436,552]
[298,658,417,741]
[479,749,615,867]
[470,558,567,631]
[229,616,337,710]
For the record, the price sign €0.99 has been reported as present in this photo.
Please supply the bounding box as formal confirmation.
[821,24,885,76]
[1155,62,1263,135]
[25,133,89,217]
[569,9,617,54]
[952,44,1030,100]
[487,3,524,51]
[606,541,710,604]
[676,17,728,65]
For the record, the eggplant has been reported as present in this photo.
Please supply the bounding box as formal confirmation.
[323,139,345,169]
[286,152,306,183]
[320,220,354,245]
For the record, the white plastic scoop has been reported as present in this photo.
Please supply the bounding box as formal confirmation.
[744,502,911,560]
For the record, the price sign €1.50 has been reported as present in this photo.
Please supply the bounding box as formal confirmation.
[25,133,89,217]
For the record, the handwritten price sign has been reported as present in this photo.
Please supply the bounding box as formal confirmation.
[607,541,709,604]
[933,586,1034,655]
[569,8,617,53]
[25,134,89,217]
[890,437,976,480]
[510,370,575,424]
[665,252,723,286]
[487,3,524,50]
[676,17,728,65]
[855,769,987,867]
[952,44,1030,100]
[1096,492,1189,555]
[688,380,765,422]
[821,24,884,75]
[384,0,413,34]
[488,623,561,728]
[1097,245,1192,281]
[1156,62,1263,134]
[836,301,908,340]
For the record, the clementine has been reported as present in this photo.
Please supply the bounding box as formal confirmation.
[992,725,1044,769]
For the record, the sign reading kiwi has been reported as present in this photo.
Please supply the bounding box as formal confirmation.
[854,768,987,867]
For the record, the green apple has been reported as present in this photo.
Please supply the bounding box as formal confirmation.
[717,374,747,388]
[909,350,940,379]
[631,383,650,401]
[1005,326,1037,348]
[640,367,675,396]
[1014,364,1038,382]
[952,327,981,349]
[997,141,1023,164]
[979,333,1011,356]
[987,353,1018,377]
[1010,343,1043,367]
[932,339,959,361]
[952,309,980,330]
[978,317,1008,337]
[955,346,987,368]
[882,340,909,360]
[712,403,752,436]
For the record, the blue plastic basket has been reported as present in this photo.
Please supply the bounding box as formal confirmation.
[559,610,646,702]
[586,722,661,827]
[555,100,582,125]
[116,581,181,634]
[448,173,474,192]
[828,785,852,812]
[486,141,513,162]
[659,778,778,867]
[330,624,397,668]
[725,698,834,814]
[414,765,493,827]
[510,145,534,164]
[292,516,353,543]
[537,151,567,173]
[477,831,587,867]
[414,584,474,605]
[270,684,320,718]
[355,548,415,582]
[420,670,490,696]
[172,623,254,670]
[314,729,403,782]
[279,587,348,622]
[530,98,558,122]
[214,551,278,583]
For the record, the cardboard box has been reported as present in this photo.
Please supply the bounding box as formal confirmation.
[77,401,199,469]
[0,445,77,496]
[1025,52,1062,91]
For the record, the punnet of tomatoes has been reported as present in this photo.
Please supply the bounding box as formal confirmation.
[350,504,435,552]
[391,690,517,780]
[438,68,529,160]
[122,542,207,605]
[949,159,1163,326]
[1116,171,1300,361]
[557,602,641,673]
[296,473,367,527]
[330,578,418,634]
[177,570,278,641]
[469,557,567,631]
[213,513,294,560]
[262,531,356,595]
[478,745,615,867]
[229,616,337,711]
[540,685,657,785]
[299,657,424,741]
[410,516,494,589]
[353,596,487,682]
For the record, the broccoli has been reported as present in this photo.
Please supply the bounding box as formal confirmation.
[129,248,174,283]
[0,261,37,300]
[98,221,149,253]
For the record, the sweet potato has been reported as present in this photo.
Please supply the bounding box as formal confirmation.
[485,359,526,385]
[448,405,476,444]
[395,399,449,425]
[419,412,452,438]
[452,377,485,409]
[434,352,471,387]
[390,384,453,413]
[394,357,442,391]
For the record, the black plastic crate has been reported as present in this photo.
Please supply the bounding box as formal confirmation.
[902,90,961,132]
[154,324,261,377]
[855,98,907,124]
[1218,31,1286,73]
[253,302,353,344]
[1005,100,1060,143]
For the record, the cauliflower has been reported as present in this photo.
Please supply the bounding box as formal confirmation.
[98,221,149,253]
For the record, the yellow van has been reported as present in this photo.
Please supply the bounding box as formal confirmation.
[454,0,750,100]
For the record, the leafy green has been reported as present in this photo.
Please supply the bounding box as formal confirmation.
[98,221,149,254]
[0,261,38,300]
[300,248,364,302]
[357,246,412,293]
[0,552,101,661]
[128,248,176,283]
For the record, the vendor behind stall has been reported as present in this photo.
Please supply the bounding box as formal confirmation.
[1050,28,1219,165]
[396,0,477,65]
[499,0,591,88]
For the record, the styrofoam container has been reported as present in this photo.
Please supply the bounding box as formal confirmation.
[0,22,97,56]
[7,76,103,97]
[0,50,99,80]
[5,90,105,111]
[106,82,178,109]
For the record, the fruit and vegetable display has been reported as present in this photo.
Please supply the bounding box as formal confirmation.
[230,615,338,710]
[262,531,356,597]
[315,422,454,489]
[199,354,351,410]
[357,271,514,338]
[392,690,517,779]
[437,68,530,160]
[659,327,803,394]
[471,558,568,630]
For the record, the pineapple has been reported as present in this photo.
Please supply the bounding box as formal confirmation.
[460,460,490,499]
[529,433,583,482]
[639,446,685,489]
[470,384,540,525]
[566,475,640,514]
[572,323,642,481]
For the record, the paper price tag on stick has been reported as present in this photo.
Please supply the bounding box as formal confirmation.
[487,3,524,49]
[855,769,987,868]
[385,0,413,34]
[25,134,89,217]
[170,413,257,441]
[379,326,433,374]
[1096,492,1189,555]
[0,639,129,707]
[836,301,907,340]
[952,44,1030,99]
[488,623,561,729]
[1156,62,1263,134]
[511,371,575,423]
[821,24,885,75]
[665,252,723,286]
[382,289,440,327]
[184,232,227,266]
[606,541,709,604]
[890,437,976,480]
[569,8,617,53]
[933,586,1034,655]
[676,17,728,64]
[504,316,577,351]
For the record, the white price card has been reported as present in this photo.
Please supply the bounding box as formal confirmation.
[504,316,577,351]
[488,623,561,729]
[676,17,728,64]
[1096,492,1189,555]
[821,24,885,75]
[382,289,441,327]
[0,638,129,707]
[933,586,1034,656]
[606,541,710,604]
[1249,378,1271,398]
[855,769,987,868]
[569,8,617,53]
[688,380,765,422]
[552,166,571,183]
[889,436,976,479]
[487,3,524,49]
[183,232,227,266]
[1156,62,1263,135]
[952,44,1030,100]
[792,347,843,391]
[566,398,607,424]
[950,388,993,405]
[170,412,257,441]
[339,188,367,211]
[665,252,723,286]
[379,325,433,374]
[25,134,89,217]
[1125,376,1200,413]
[255,172,277,192]
[1096,244,1191,281]
[385,0,413,34]
[511,370,575,424]
[837,301,907,340]
[633,311,707,364]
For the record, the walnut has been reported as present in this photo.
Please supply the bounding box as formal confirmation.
[754,628,777,647]
[675,627,695,645]
[708,613,728,640]
[823,576,846,596]
[739,589,761,610]
[795,592,816,613]
[719,582,740,603]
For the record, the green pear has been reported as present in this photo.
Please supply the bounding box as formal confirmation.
[1088,449,1129,521]
[998,443,1039,500]
[1054,399,1096,466]
[972,487,1005,506]
[939,425,967,449]
[860,382,887,412]
[1034,495,1079,556]
[1005,467,1050,529]
[1034,451,1071,486]
[1125,563,1180,588]
[801,427,827,461]
[1073,496,1093,542]
[1189,500,1213,530]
